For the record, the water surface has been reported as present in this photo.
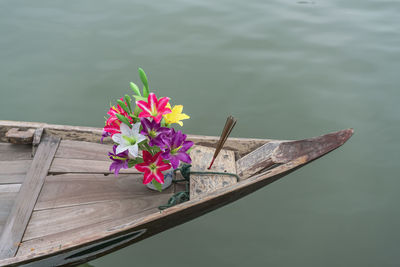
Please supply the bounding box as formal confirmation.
[0,0,399,266]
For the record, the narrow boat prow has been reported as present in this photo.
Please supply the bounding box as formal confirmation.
[0,121,353,267]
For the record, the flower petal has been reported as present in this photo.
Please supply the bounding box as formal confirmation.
[142,169,153,184]
[142,150,153,162]
[153,169,165,184]
[158,162,171,172]
[136,101,152,114]
[116,144,128,154]
[128,145,138,157]
[153,114,163,123]
[140,118,151,134]
[131,122,141,136]
[148,93,158,112]
[135,162,150,172]
[170,157,180,169]
[112,134,123,144]
[158,97,170,111]
[181,140,194,152]
[120,123,131,135]
[177,152,191,164]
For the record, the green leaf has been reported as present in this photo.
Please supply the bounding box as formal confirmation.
[124,94,132,113]
[133,95,147,102]
[115,114,131,127]
[133,106,141,117]
[117,100,129,114]
[128,158,143,168]
[152,180,163,192]
[130,82,141,96]
[138,68,149,97]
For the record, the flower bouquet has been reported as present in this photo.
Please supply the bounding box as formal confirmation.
[102,68,193,192]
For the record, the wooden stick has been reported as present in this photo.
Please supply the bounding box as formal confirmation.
[208,116,237,169]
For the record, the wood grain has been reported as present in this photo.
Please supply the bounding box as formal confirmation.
[0,143,32,161]
[236,141,281,179]
[0,184,21,235]
[49,158,140,174]
[55,140,112,161]
[17,207,159,257]
[23,196,171,242]
[35,173,173,211]
[0,120,271,157]
[0,135,60,259]
[190,145,237,199]
[0,160,32,184]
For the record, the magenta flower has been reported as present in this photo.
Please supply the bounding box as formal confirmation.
[108,145,129,176]
[103,98,133,137]
[134,151,171,184]
[136,93,171,123]
[161,129,193,169]
[140,118,171,147]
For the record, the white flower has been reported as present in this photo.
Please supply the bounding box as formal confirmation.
[112,123,146,157]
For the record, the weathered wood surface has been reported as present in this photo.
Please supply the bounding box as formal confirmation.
[0,160,32,184]
[16,207,158,257]
[0,129,353,267]
[55,140,111,161]
[5,128,35,145]
[271,129,354,163]
[49,158,139,174]
[49,140,139,174]
[236,129,355,179]
[35,173,171,211]
[0,184,21,235]
[0,135,61,259]
[0,143,32,161]
[23,197,168,242]
[236,141,281,179]
[0,120,271,157]
[190,145,237,199]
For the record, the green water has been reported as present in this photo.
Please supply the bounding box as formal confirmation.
[1,0,399,266]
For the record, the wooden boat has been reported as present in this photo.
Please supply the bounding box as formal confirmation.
[0,120,353,267]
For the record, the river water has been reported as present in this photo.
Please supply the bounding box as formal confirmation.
[1,0,399,266]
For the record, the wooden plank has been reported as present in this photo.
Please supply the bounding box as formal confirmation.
[23,194,171,242]
[0,135,61,259]
[0,120,271,157]
[0,143,32,161]
[0,160,32,184]
[35,173,173,210]
[235,141,281,179]
[189,145,237,199]
[17,207,159,256]
[49,158,140,174]
[0,184,21,233]
[55,140,112,161]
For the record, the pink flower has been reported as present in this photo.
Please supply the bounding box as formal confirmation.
[134,151,171,184]
[103,98,133,136]
[136,93,171,123]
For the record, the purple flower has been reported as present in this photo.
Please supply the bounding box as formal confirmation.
[140,118,171,147]
[101,131,111,143]
[108,145,129,176]
[161,128,193,169]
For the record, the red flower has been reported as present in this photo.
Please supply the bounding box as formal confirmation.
[136,93,171,123]
[134,151,171,184]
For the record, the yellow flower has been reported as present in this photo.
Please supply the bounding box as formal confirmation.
[163,103,190,126]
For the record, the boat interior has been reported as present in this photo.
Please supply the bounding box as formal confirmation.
[0,121,353,263]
